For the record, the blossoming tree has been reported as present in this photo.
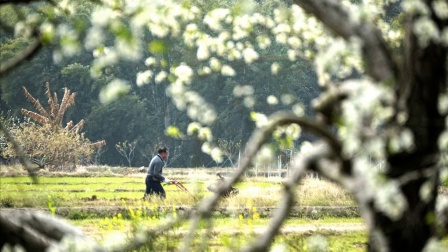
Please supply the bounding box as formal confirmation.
[1,0,448,251]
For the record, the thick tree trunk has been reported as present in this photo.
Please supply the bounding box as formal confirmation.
[368,176,438,252]
[369,4,447,250]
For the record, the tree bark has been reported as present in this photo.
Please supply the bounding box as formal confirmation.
[294,0,447,251]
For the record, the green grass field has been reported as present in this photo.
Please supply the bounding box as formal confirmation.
[2,165,447,251]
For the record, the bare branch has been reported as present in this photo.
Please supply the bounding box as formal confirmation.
[243,142,333,252]
[0,211,106,252]
[0,0,45,4]
[0,39,42,78]
[0,0,57,5]
[293,0,397,82]
[180,112,343,251]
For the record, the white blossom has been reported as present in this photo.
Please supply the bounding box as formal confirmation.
[433,0,448,19]
[267,95,278,105]
[174,64,194,84]
[187,122,201,135]
[155,71,168,83]
[250,112,268,128]
[85,27,104,50]
[221,65,236,76]
[204,8,230,31]
[256,35,271,50]
[287,36,301,49]
[197,45,210,61]
[306,235,328,252]
[198,127,213,142]
[438,93,448,114]
[91,8,116,27]
[242,47,259,64]
[375,180,408,220]
[271,62,281,75]
[211,147,223,163]
[99,79,131,104]
[423,238,446,252]
[287,49,297,61]
[413,17,440,47]
[281,94,295,105]
[275,33,288,44]
[292,104,305,116]
[136,70,153,86]
[198,66,212,76]
[244,96,255,108]
[255,145,274,165]
[209,57,222,72]
[145,57,157,66]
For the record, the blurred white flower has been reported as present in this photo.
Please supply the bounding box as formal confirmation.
[250,112,268,128]
[155,71,168,83]
[197,45,210,61]
[209,57,222,72]
[242,47,259,64]
[211,147,223,163]
[99,79,131,104]
[287,49,297,61]
[145,57,157,66]
[306,235,328,252]
[375,180,408,220]
[422,238,445,252]
[102,231,128,251]
[198,127,213,142]
[413,17,440,47]
[438,93,448,114]
[256,35,271,49]
[295,91,311,112]
[267,95,278,105]
[281,94,295,105]
[221,65,236,76]
[198,66,212,76]
[271,62,281,75]
[243,96,255,108]
[136,70,153,86]
[255,145,273,165]
[174,64,194,84]
[187,122,201,135]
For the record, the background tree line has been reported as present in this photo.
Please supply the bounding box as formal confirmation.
[0,0,320,168]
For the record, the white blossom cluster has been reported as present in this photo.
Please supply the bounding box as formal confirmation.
[353,157,408,220]
[12,0,81,64]
[80,0,422,166]
[402,0,448,47]
[314,38,363,86]
[338,78,395,159]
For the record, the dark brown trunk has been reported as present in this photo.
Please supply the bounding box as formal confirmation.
[369,2,447,250]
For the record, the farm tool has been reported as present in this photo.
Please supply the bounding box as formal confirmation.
[171,179,197,200]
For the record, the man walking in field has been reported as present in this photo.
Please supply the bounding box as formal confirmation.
[144,147,172,199]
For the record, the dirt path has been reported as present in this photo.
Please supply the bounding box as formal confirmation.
[76,222,366,242]
[204,223,366,235]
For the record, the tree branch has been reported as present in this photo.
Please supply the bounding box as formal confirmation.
[0,39,42,78]
[179,112,343,251]
[293,0,397,82]
[243,142,333,252]
[0,211,106,252]
[0,0,56,5]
